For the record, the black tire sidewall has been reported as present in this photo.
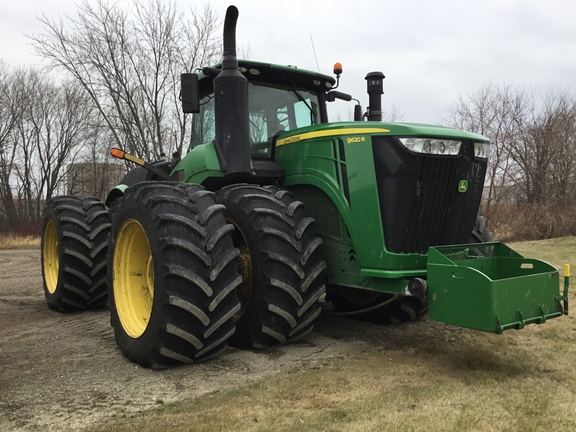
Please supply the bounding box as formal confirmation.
[471,215,494,243]
[224,198,270,344]
[107,196,168,365]
[41,196,109,311]
[41,202,68,310]
[218,185,326,348]
[107,182,241,368]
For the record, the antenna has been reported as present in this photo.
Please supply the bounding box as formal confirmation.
[310,35,320,72]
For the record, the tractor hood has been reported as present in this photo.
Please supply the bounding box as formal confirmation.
[275,121,489,148]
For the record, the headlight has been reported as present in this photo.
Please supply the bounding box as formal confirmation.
[474,142,490,160]
[398,138,462,156]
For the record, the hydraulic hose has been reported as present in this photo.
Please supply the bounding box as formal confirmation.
[330,291,406,316]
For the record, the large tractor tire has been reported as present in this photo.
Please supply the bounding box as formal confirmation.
[216,185,326,349]
[107,182,241,368]
[470,214,494,243]
[41,196,110,312]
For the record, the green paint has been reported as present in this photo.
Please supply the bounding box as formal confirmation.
[168,61,564,332]
[427,243,563,333]
[177,143,224,184]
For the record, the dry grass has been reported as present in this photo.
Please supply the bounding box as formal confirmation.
[91,238,576,432]
[0,234,40,249]
[92,324,576,431]
[510,235,576,276]
[488,204,576,243]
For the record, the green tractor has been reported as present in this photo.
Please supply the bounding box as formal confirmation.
[41,6,568,369]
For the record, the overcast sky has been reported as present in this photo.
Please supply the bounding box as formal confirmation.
[1,0,575,124]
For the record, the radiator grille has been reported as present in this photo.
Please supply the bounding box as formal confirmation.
[372,137,487,254]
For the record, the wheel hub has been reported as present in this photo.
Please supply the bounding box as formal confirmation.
[42,220,59,294]
[113,219,154,338]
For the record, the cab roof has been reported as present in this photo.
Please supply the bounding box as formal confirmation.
[198,60,336,93]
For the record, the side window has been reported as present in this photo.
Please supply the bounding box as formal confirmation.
[294,99,316,128]
[247,105,275,159]
[248,109,268,143]
[190,95,215,149]
[277,108,291,131]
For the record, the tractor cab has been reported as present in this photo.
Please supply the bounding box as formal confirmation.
[188,60,334,161]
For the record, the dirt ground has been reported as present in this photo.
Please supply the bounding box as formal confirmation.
[0,248,447,431]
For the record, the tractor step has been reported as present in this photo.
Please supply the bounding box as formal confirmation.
[427,242,567,333]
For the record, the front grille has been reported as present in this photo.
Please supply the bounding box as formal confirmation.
[372,136,486,254]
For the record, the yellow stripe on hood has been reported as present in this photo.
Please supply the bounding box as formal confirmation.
[276,127,390,146]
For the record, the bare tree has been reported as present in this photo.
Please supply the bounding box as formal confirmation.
[11,68,41,222]
[505,89,575,206]
[0,64,23,230]
[8,68,98,221]
[30,0,220,160]
[36,80,97,204]
[445,83,531,211]
[68,120,126,201]
[447,83,576,240]
[534,90,576,205]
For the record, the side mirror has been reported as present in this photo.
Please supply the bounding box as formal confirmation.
[326,90,353,103]
[181,73,200,113]
[354,104,363,121]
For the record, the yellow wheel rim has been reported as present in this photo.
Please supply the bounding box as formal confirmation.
[43,220,59,294]
[113,219,154,338]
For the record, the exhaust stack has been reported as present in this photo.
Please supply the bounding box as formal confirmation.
[213,6,252,175]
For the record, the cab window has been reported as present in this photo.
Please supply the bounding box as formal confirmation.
[190,82,319,159]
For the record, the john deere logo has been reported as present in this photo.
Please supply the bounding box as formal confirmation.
[458,180,468,193]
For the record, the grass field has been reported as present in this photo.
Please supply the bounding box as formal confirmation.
[0,234,40,249]
[85,236,576,432]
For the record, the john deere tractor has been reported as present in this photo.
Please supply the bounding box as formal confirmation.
[41,6,568,369]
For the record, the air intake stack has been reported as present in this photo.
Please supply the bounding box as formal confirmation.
[365,71,385,122]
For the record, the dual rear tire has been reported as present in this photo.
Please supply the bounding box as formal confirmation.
[41,183,327,368]
[216,185,326,349]
[41,196,110,311]
[107,183,326,366]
